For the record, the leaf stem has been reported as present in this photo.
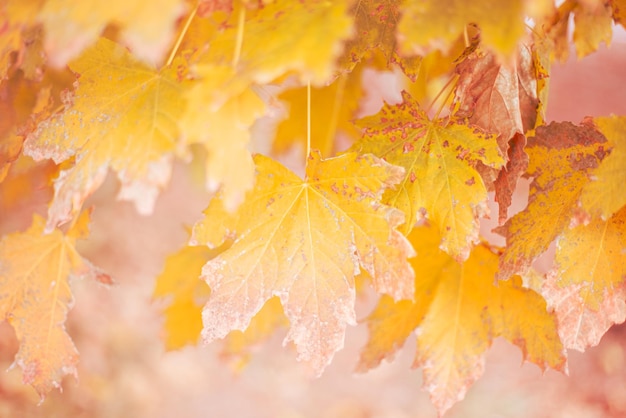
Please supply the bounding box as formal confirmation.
[232,6,246,68]
[306,81,311,158]
[166,6,197,67]
[433,75,459,120]
[426,73,458,115]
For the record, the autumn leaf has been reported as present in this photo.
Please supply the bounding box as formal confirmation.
[153,244,288,364]
[153,245,214,350]
[350,91,504,260]
[338,0,421,79]
[24,37,190,231]
[542,0,614,61]
[454,45,538,222]
[0,211,109,396]
[190,0,353,87]
[37,0,185,67]
[359,224,566,416]
[398,0,529,60]
[190,151,415,374]
[580,115,626,219]
[542,207,626,351]
[273,69,363,158]
[0,0,45,80]
[495,119,609,280]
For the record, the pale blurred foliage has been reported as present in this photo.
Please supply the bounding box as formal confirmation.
[1,41,626,418]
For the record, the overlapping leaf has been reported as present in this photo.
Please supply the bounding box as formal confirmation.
[496,119,608,280]
[359,224,565,416]
[350,91,504,260]
[190,152,415,374]
[0,0,45,80]
[37,0,185,67]
[154,244,289,364]
[338,0,421,79]
[542,0,618,61]
[398,0,532,60]
[580,115,626,219]
[454,45,538,222]
[24,38,190,231]
[153,245,214,350]
[0,211,109,396]
[543,207,626,351]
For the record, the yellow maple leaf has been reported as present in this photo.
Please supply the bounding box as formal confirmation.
[398,0,527,60]
[153,244,289,364]
[0,0,45,80]
[24,37,190,231]
[37,0,185,67]
[153,245,214,350]
[191,0,353,87]
[273,69,363,158]
[580,115,626,219]
[542,0,614,61]
[181,65,265,210]
[573,0,613,58]
[190,151,415,374]
[543,207,626,351]
[0,211,109,397]
[350,91,504,260]
[495,119,609,280]
[359,224,565,416]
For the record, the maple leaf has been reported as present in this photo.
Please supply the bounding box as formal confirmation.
[24,37,190,231]
[153,244,288,363]
[37,0,185,67]
[181,65,265,210]
[153,245,214,350]
[0,0,45,80]
[542,207,626,351]
[338,0,421,79]
[495,119,609,280]
[397,0,528,60]
[273,69,363,158]
[454,45,538,222]
[358,224,565,416]
[580,115,626,219]
[191,0,353,87]
[190,151,415,374]
[0,211,109,396]
[542,0,615,61]
[350,91,504,260]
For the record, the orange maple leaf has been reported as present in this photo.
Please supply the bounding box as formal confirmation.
[0,211,109,397]
[24,38,190,231]
[338,0,421,79]
[190,151,415,374]
[350,91,504,260]
[454,45,539,222]
[359,224,566,416]
[495,119,608,280]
